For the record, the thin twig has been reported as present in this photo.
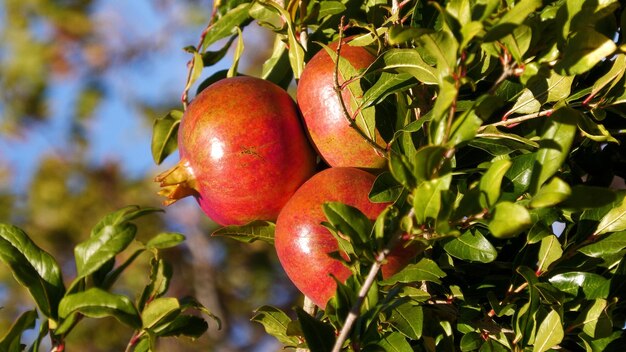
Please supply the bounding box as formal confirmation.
[331,209,415,352]
[333,17,389,157]
[478,109,554,132]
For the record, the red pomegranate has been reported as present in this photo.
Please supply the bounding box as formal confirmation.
[155,76,318,226]
[275,167,417,307]
[297,39,387,170]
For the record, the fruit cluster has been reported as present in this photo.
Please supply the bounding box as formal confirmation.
[156,38,415,308]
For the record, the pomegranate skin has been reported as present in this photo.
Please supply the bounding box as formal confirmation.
[297,40,387,170]
[160,76,318,226]
[275,167,417,308]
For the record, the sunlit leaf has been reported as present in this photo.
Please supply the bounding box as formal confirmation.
[201,3,252,50]
[554,30,617,76]
[479,159,512,208]
[594,193,626,235]
[380,258,446,285]
[529,177,571,208]
[211,220,275,245]
[537,235,562,272]
[532,310,563,352]
[442,230,498,263]
[0,224,64,319]
[252,306,300,347]
[58,287,141,328]
[151,110,182,165]
[0,309,37,351]
[388,303,423,340]
[489,202,532,238]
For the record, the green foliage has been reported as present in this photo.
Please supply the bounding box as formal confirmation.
[154,0,626,350]
[0,207,216,351]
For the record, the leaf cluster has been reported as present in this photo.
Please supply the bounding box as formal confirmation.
[0,206,217,351]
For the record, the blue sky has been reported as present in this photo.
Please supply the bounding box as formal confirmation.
[0,0,229,192]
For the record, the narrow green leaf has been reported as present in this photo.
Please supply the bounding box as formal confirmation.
[146,232,185,249]
[588,54,626,103]
[323,202,373,246]
[200,3,252,50]
[369,172,403,203]
[489,202,532,238]
[448,108,482,147]
[479,159,512,208]
[507,71,574,116]
[367,48,438,85]
[226,27,245,77]
[361,72,418,108]
[377,331,413,352]
[151,110,182,165]
[530,107,578,193]
[413,176,452,225]
[142,297,181,330]
[484,0,542,41]
[0,309,37,351]
[295,307,335,352]
[388,303,423,340]
[251,306,300,346]
[442,230,498,263]
[211,220,275,245]
[154,315,209,338]
[594,193,626,235]
[532,310,564,352]
[579,231,626,258]
[58,287,141,328]
[554,30,617,76]
[537,235,562,273]
[0,224,64,319]
[416,31,459,74]
[412,145,450,183]
[549,272,610,299]
[183,51,204,96]
[529,177,571,208]
[576,299,612,339]
[380,258,446,285]
[138,257,172,311]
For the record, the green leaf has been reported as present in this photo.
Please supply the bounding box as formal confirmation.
[460,332,482,351]
[151,110,182,165]
[369,172,403,203]
[142,297,181,330]
[554,30,617,76]
[380,258,446,285]
[507,71,574,116]
[183,51,204,97]
[295,307,335,352]
[594,193,626,235]
[412,145,451,184]
[484,0,542,41]
[549,272,610,299]
[138,257,172,311]
[587,53,626,103]
[367,48,438,85]
[529,177,571,208]
[413,175,452,226]
[416,31,459,75]
[200,3,252,50]
[226,27,245,77]
[530,107,578,193]
[318,1,346,17]
[479,159,512,208]
[323,202,373,246]
[501,152,536,199]
[448,108,483,147]
[442,230,498,263]
[489,202,532,238]
[154,315,209,338]
[537,235,562,273]
[146,232,185,249]
[261,37,292,88]
[579,231,626,258]
[361,72,418,108]
[388,303,423,340]
[377,331,413,352]
[0,224,64,319]
[561,186,617,210]
[58,287,141,328]
[500,25,532,63]
[74,206,161,281]
[211,220,275,245]
[575,299,612,339]
[0,309,37,351]
[251,306,300,347]
[532,309,564,352]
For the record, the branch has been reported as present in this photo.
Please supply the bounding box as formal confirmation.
[478,109,553,132]
[331,208,415,352]
[333,17,389,157]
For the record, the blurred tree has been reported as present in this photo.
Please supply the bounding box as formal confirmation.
[0,0,296,351]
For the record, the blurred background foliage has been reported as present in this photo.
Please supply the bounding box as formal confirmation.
[0,0,297,350]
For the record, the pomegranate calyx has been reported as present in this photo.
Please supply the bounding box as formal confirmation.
[154,159,199,205]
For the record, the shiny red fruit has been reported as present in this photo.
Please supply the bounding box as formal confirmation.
[297,39,387,170]
[156,76,318,226]
[275,167,416,307]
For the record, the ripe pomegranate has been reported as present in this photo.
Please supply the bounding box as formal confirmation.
[155,76,318,226]
[275,167,417,307]
[297,39,387,170]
